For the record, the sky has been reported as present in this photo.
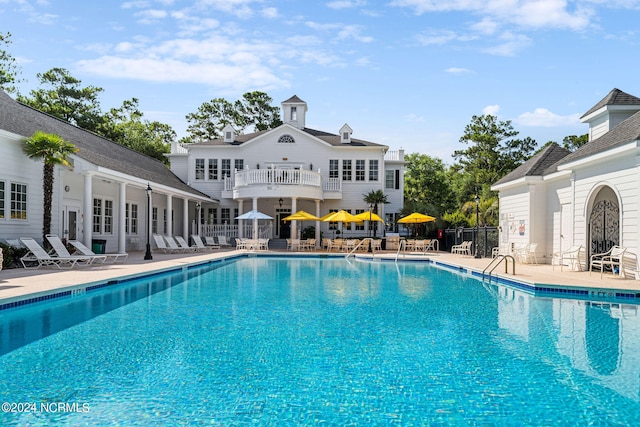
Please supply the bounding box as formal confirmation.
[1,0,640,163]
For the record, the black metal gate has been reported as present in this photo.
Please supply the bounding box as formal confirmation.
[589,199,619,257]
[444,227,499,258]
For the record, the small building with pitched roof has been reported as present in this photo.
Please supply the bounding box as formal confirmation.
[492,88,640,276]
[0,90,214,254]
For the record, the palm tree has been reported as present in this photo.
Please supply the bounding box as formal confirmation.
[23,131,78,244]
[363,189,389,237]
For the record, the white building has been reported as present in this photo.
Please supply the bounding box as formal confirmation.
[0,90,214,253]
[492,88,640,275]
[167,95,405,241]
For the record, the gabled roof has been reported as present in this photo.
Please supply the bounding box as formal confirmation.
[189,125,386,148]
[546,110,640,172]
[0,90,211,200]
[493,142,571,186]
[282,95,306,104]
[580,88,640,119]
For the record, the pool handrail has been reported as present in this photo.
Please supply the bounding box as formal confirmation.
[346,238,373,259]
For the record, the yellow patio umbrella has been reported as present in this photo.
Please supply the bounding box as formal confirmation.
[321,210,362,223]
[397,212,436,224]
[282,210,320,222]
[353,211,384,222]
[398,212,436,238]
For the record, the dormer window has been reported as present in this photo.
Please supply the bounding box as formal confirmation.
[223,124,235,143]
[339,123,353,144]
[278,134,295,144]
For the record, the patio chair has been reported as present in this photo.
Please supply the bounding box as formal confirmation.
[45,234,98,266]
[519,243,538,264]
[370,239,382,253]
[153,234,181,253]
[19,237,85,269]
[191,235,217,251]
[217,235,232,248]
[257,238,269,251]
[165,235,193,253]
[590,246,627,278]
[552,245,583,271]
[204,236,221,249]
[175,235,199,252]
[69,240,128,264]
[235,238,250,250]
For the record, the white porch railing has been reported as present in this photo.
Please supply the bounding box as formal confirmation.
[224,169,341,193]
[234,169,322,187]
[198,223,274,239]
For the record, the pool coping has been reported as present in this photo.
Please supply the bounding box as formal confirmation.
[1,251,639,311]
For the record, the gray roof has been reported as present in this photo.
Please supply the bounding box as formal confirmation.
[282,95,306,104]
[546,109,640,172]
[0,90,211,200]
[191,126,386,148]
[580,88,640,119]
[493,143,571,186]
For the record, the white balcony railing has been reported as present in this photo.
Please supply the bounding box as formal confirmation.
[385,149,405,161]
[223,169,342,193]
[233,169,322,187]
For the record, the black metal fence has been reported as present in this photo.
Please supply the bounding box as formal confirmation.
[443,227,499,258]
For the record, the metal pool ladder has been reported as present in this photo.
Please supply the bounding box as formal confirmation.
[482,255,516,281]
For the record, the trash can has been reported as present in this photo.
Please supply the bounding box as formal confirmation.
[92,239,107,254]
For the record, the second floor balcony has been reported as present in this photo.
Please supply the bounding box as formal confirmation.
[224,168,342,200]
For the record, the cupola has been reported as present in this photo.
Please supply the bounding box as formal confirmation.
[281,95,308,129]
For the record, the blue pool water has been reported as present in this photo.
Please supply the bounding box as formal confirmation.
[1,256,640,426]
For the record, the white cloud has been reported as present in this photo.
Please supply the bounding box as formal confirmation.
[405,113,425,122]
[482,105,500,115]
[444,67,472,74]
[389,0,594,30]
[261,7,278,18]
[416,29,476,46]
[134,9,168,24]
[516,108,581,127]
[483,32,531,56]
[326,0,367,9]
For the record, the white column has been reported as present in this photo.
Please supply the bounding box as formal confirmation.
[166,194,173,236]
[238,200,244,238]
[291,197,298,239]
[118,182,126,253]
[83,174,93,248]
[183,198,189,240]
[315,199,321,247]
[252,197,258,240]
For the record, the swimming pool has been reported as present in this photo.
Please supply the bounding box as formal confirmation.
[1,256,639,425]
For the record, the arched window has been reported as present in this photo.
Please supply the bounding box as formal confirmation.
[278,134,295,144]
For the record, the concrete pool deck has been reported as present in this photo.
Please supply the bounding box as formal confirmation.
[1,248,639,305]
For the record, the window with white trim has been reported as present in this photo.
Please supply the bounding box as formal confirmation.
[222,159,231,178]
[125,203,138,234]
[342,160,352,181]
[355,209,365,231]
[93,198,113,234]
[208,208,217,225]
[195,158,205,180]
[278,134,295,144]
[329,160,339,179]
[385,170,395,189]
[369,160,379,181]
[355,160,365,181]
[234,159,244,171]
[208,159,218,180]
[11,182,27,220]
[0,181,5,219]
[153,207,158,234]
[221,208,230,225]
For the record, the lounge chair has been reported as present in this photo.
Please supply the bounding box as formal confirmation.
[590,246,627,278]
[153,234,178,253]
[19,237,85,269]
[217,235,232,248]
[191,235,217,250]
[69,240,128,264]
[175,235,199,252]
[45,234,97,266]
[164,235,193,253]
[204,236,221,249]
